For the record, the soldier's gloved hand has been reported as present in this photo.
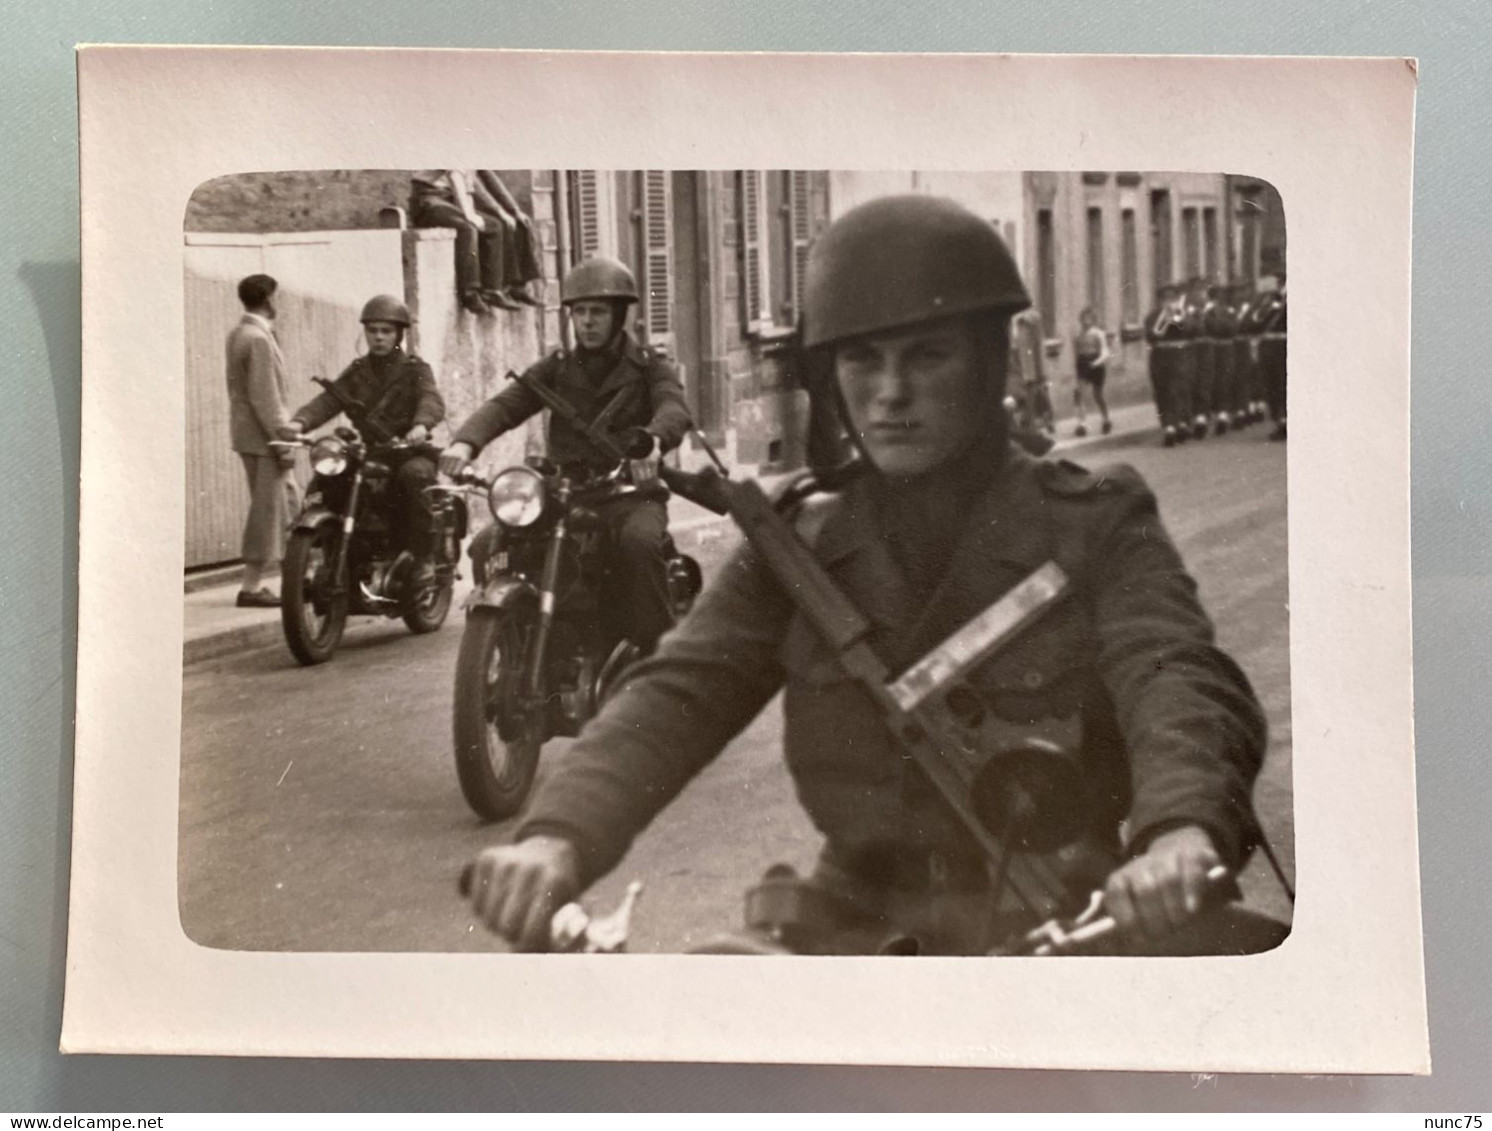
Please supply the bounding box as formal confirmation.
[1103,825,1222,943]
[406,423,430,445]
[621,429,660,484]
[439,442,475,479]
[466,836,581,951]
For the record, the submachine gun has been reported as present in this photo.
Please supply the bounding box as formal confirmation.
[678,467,1087,933]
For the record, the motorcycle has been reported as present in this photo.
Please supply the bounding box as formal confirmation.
[271,377,466,666]
[447,454,705,821]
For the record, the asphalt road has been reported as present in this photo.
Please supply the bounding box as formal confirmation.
[179,423,1293,954]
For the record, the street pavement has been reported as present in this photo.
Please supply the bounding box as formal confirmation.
[178,414,1293,955]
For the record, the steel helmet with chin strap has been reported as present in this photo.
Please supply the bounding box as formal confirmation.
[560,257,640,306]
[359,294,412,327]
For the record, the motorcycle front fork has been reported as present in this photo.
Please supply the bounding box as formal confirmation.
[524,481,573,702]
[327,470,364,596]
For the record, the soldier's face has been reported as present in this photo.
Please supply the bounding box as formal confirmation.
[835,321,983,478]
[364,321,400,356]
[570,300,618,351]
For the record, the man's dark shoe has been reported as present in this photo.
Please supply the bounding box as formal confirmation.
[1269,421,1288,442]
[236,588,280,609]
[481,289,523,311]
[1101,419,1113,435]
[1074,423,1088,439]
[461,290,490,315]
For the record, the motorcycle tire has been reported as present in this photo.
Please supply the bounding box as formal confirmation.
[453,608,543,821]
[281,526,348,666]
[403,578,453,635]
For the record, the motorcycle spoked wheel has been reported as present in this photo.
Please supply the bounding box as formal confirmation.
[281,526,348,666]
[453,608,544,821]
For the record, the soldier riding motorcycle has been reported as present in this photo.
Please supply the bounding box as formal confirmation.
[273,295,460,665]
[460,196,1292,957]
[439,257,707,820]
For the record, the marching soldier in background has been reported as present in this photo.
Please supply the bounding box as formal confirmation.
[1236,281,1269,427]
[1202,282,1237,435]
[1225,281,1255,428]
[1183,277,1211,441]
[1253,274,1288,441]
[1144,283,1192,447]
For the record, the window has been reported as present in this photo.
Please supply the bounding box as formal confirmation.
[738,170,814,334]
[634,170,673,353]
[567,170,603,263]
[1150,189,1173,286]
[1036,208,1057,339]
[1086,206,1106,320]
[1121,208,1140,325]
[1182,206,1201,280]
[1203,206,1219,280]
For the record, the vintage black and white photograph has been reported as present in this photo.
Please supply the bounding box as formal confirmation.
[68,48,1422,1069]
[177,166,1294,958]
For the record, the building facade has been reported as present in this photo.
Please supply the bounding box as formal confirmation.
[183,168,1282,569]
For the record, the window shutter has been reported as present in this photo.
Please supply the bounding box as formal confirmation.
[787,170,812,324]
[739,171,766,331]
[570,170,602,262]
[639,170,674,352]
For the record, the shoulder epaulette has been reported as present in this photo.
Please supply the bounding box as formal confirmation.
[1036,458,1139,498]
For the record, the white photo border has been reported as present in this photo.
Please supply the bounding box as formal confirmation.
[68,47,1424,1071]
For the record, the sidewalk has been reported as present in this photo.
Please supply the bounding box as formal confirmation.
[183,404,1159,664]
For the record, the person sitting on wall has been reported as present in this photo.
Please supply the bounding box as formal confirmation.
[409,170,516,316]
[471,170,544,310]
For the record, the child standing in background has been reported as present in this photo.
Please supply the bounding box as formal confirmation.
[1073,306,1112,438]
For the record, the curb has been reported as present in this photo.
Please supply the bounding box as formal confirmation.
[184,616,286,665]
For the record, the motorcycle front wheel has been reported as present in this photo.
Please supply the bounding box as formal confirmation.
[453,608,543,821]
[281,526,348,666]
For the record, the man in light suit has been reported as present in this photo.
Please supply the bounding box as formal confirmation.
[226,273,297,608]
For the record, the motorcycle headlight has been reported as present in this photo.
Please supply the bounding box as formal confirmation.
[310,436,349,477]
[488,466,546,527]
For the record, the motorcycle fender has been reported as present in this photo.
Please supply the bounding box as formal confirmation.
[291,506,342,535]
[464,574,540,615]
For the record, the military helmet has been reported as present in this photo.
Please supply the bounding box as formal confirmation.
[360,294,411,327]
[801,195,1030,350]
[561,256,639,306]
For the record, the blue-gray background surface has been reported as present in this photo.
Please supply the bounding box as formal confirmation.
[2,0,1485,1112]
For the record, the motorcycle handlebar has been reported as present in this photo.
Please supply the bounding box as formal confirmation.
[458,863,642,954]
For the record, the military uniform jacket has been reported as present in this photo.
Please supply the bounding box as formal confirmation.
[453,335,691,471]
[518,446,1268,892]
[1202,300,1238,340]
[292,348,445,441]
[1249,293,1287,336]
